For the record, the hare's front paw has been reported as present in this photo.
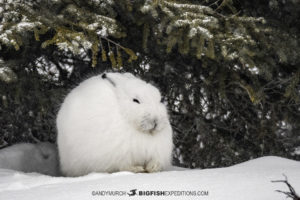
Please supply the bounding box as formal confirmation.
[145,159,162,173]
[121,165,146,173]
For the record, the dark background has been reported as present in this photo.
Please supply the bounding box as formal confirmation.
[0,0,299,168]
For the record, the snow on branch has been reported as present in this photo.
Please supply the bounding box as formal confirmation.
[0,0,136,68]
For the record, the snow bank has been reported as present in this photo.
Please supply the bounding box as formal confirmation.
[0,156,299,200]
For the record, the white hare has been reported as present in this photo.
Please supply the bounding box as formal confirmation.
[0,142,59,176]
[57,72,173,176]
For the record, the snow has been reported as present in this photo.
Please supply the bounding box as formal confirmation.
[0,156,299,200]
[293,147,300,155]
[16,22,34,32]
[0,66,17,83]
[96,27,108,37]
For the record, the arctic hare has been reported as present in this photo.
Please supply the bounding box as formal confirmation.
[57,72,173,176]
[0,142,59,176]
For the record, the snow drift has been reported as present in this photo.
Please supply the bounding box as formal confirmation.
[0,156,299,200]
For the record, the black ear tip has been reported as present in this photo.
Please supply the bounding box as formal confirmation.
[101,73,116,87]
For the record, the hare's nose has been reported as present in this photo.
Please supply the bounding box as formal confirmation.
[150,118,158,133]
[153,119,158,129]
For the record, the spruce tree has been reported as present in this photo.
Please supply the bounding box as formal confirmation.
[0,0,299,167]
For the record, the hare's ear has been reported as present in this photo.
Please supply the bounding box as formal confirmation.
[102,73,116,87]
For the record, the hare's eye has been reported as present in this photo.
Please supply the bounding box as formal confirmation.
[160,98,164,103]
[133,98,140,104]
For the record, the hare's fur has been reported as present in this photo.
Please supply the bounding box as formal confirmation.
[57,72,173,176]
[0,142,59,176]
